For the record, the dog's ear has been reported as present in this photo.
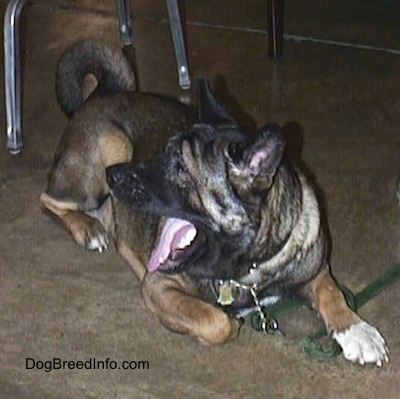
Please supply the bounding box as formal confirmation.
[245,123,284,179]
[229,123,284,192]
[197,78,238,127]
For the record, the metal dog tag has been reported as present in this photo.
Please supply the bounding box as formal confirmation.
[217,281,235,305]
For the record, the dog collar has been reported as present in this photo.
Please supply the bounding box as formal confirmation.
[215,261,275,332]
[216,261,259,304]
[216,277,279,334]
[216,261,259,305]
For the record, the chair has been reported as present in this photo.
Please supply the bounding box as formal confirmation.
[4,0,284,154]
[267,0,285,59]
[3,0,190,154]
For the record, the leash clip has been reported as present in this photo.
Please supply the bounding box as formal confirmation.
[247,285,285,336]
[251,308,285,336]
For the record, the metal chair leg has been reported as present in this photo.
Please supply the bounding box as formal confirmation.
[115,0,133,46]
[267,0,285,59]
[166,0,191,89]
[4,0,29,155]
[115,0,140,89]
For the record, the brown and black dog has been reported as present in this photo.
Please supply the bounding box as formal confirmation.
[41,40,388,366]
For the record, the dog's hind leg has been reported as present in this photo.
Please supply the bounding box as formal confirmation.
[141,272,241,345]
[302,266,389,366]
[40,193,112,252]
[41,125,132,252]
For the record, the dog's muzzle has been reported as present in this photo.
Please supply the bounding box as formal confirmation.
[106,164,149,207]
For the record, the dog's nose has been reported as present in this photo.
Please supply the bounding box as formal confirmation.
[106,165,125,187]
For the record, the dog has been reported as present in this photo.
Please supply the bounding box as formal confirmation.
[40,39,195,254]
[41,40,388,366]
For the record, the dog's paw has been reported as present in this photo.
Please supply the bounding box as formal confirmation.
[332,320,389,366]
[85,231,109,253]
[71,218,109,253]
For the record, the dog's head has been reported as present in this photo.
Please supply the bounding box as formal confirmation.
[107,79,284,279]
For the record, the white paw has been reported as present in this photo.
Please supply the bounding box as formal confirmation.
[87,233,109,253]
[332,321,389,366]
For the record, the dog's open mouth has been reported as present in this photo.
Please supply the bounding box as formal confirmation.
[148,218,204,273]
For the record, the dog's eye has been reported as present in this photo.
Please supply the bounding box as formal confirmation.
[228,143,244,164]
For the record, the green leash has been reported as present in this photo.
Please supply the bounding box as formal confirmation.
[250,263,400,359]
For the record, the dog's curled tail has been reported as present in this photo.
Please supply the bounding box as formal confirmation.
[56,40,136,118]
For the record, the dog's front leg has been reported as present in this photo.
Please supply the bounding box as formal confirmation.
[141,272,241,345]
[302,266,389,366]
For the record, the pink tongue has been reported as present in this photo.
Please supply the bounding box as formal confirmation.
[147,218,196,272]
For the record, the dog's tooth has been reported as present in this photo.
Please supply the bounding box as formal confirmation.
[178,228,197,249]
[178,237,190,249]
[186,228,197,242]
